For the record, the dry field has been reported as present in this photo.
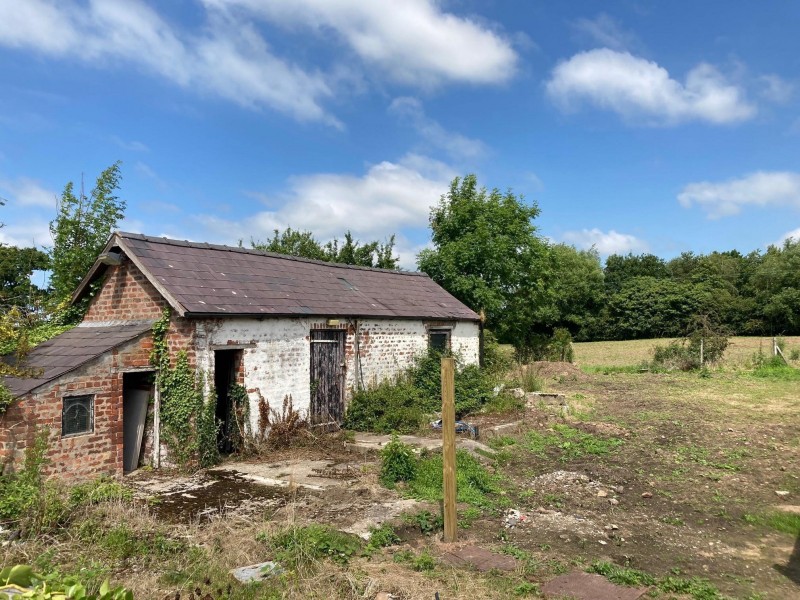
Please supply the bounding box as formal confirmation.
[3,339,799,599]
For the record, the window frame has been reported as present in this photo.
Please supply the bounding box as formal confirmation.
[61,394,95,437]
[427,328,452,353]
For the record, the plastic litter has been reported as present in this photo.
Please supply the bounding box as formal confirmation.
[430,419,479,439]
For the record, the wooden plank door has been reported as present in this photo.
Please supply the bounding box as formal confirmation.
[310,329,346,424]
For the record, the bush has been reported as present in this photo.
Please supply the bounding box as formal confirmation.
[379,435,417,486]
[547,328,574,362]
[344,350,497,432]
[482,329,513,375]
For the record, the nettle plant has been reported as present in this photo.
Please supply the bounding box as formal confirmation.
[150,309,218,469]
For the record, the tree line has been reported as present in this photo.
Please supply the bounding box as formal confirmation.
[1,168,797,362]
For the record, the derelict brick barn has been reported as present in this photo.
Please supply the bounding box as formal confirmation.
[0,232,480,480]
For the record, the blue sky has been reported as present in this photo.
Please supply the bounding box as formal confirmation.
[1,0,798,268]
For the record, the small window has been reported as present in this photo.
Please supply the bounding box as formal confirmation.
[428,329,451,353]
[62,395,94,436]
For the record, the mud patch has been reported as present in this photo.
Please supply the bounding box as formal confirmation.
[135,470,300,522]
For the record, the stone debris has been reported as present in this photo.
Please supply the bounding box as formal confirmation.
[230,561,282,583]
[641,492,653,499]
[775,490,790,497]
[504,508,529,529]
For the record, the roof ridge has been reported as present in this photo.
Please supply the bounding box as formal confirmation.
[115,231,428,277]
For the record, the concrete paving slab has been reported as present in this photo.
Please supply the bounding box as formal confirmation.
[542,572,648,600]
[441,545,517,572]
[349,433,495,458]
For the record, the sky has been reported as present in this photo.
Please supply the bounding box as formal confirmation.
[0,0,799,269]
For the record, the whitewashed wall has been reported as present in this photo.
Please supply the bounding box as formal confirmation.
[194,317,480,430]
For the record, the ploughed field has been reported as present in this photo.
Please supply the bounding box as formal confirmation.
[2,337,799,599]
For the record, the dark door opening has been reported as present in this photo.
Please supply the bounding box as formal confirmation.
[123,371,154,473]
[310,329,346,425]
[214,349,242,454]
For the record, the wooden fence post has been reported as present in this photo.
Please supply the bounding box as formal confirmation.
[441,356,457,543]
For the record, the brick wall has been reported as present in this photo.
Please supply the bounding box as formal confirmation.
[83,257,167,323]
[195,317,480,432]
[0,333,154,480]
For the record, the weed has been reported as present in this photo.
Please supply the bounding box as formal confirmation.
[512,582,539,596]
[402,510,443,535]
[363,524,400,555]
[405,449,500,508]
[660,516,685,526]
[379,435,417,486]
[393,548,436,572]
[589,562,725,600]
[487,435,517,450]
[458,506,482,528]
[524,424,623,461]
[269,524,362,570]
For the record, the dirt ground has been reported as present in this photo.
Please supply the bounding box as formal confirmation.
[3,352,799,599]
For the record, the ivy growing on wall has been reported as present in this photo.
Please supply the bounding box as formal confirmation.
[150,308,219,468]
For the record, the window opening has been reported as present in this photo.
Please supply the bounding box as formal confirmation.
[63,395,94,436]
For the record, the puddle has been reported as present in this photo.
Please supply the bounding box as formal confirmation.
[145,470,302,522]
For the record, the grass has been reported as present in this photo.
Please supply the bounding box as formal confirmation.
[524,424,623,461]
[589,562,725,600]
[574,336,800,369]
[743,512,800,536]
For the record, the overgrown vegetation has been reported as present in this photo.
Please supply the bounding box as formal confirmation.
[268,524,363,572]
[525,424,623,461]
[344,350,496,433]
[150,309,219,469]
[589,562,725,600]
[379,437,500,508]
[0,565,133,600]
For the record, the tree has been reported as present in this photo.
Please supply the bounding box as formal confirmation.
[604,253,670,294]
[253,228,398,269]
[0,246,50,310]
[49,162,125,303]
[417,174,550,350]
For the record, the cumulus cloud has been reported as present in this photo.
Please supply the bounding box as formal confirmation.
[389,97,486,160]
[0,0,337,124]
[776,227,800,246]
[571,13,638,51]
[0,220,52,248]
[0,177,57,208]
[202,0,518,87]
[562,228,648,255]
[195,154,455,266]
[546,49,755,125]
[678,171,800,218]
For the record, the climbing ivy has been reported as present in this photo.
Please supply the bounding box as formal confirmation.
[150,308,219,469]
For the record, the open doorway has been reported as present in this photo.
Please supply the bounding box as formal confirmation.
[123,371,154,473]
[214,349,242,454]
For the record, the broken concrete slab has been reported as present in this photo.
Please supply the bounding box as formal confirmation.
[441,545,517,572]
[348,433,496,459]
[219,460,349,491]
[542,572,648,600]
[342,498,420,539]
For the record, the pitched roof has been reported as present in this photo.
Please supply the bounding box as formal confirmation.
[75,232,480,321]
[4,323,152,398]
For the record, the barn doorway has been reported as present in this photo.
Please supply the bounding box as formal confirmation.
[214,349,242,454]
[122,371,154,473]
[310,329,346,425]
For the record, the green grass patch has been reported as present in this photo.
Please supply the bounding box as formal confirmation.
[743,511,800,536]
[269,524,362,570]
[407,450,501,508]
[524,424,623,461]
[588,562,725,600]
[751,363,800,380]
[580,364,647,375]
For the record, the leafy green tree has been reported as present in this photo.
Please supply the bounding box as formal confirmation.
[749,239,800,334]
[0,246,50,310]
[49,162,125,303]
[540,244,605,339]
[604,253,670,294]
[253,228,398,269]
[417,174,550,350]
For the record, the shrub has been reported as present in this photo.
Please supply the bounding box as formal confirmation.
[379,435,417,486]
[482,329,513,375]
[344,380,425,434]
[547,328,574,362]
[344,350,497,432]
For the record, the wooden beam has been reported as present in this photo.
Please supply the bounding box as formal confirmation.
[441,356,457,542]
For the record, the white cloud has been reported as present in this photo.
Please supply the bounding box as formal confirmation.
[571,14,638,51]
[776,227,800,246]
[389,97,486,160]
[111,136,149,152]
[0,0,337,124]
[202,0,518,87]
[562,228,648,255]
[195,154,455,265]
[758,74,794,104]
[0,177,57,208]
[546,49,755,125]
[678,171,800,218]
[0,220,52,248]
